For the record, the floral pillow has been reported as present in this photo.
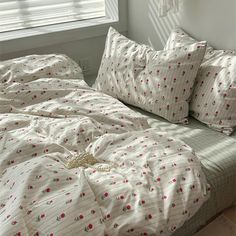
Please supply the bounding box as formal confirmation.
[95,27,206,123]
[165,27,236,135]
[0,54,84,85]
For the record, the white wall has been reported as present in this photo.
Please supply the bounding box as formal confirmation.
[128,0,236,51]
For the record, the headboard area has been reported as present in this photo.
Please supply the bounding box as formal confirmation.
[128,0,236,51]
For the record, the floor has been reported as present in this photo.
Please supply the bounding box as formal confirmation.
[196,207,236,236]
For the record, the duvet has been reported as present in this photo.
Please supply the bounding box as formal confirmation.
[0,78,209,236]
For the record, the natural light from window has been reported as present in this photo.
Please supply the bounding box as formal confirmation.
[0,0,106,33]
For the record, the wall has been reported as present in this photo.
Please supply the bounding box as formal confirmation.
[128,0,236,51]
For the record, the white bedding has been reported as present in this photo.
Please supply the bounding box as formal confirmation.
[0,78,209,235]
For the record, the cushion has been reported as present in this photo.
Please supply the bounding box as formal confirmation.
[0,54,84,85]
[165,27,236,135]
[95,27,206,123]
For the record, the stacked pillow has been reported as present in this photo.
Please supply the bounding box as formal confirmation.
[95,27,207,123]
[164,28,236,135]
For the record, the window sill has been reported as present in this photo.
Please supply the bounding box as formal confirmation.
[0,17,121,55]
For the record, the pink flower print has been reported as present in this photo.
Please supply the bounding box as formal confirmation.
[145,214,152,220]
[149,187,155,192]
[156,177,161,182]
[194,198,199,204]
[177,187,183,193]
[141,232,148,236]
[162,195,167,200]
[43,188,51,193]
[84,224,93,232]
[101,192,109,200]
[57,213,66,221]
[182,210,188,215]
[7,160,15,165]
[123,204,131,212]
[27,210,32,215]
[66,199,72,204]
[139,200,145,206]
[113,223,119,228]
[80,192,86,198]
[127,228,134,233]
[105,214,111,220]
[74,214,84,221]
[117,195,125,200]
[44,148,49,153]
[91,210,96,214]
[28,185,33,190]
[11,220,17,225]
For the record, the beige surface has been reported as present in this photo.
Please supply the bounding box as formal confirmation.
[196,207,236,236]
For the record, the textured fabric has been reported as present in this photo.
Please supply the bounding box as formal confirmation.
[95,27,207,124]
[164,27,236,135]
[0,77,210,236]
[129,105,236,236]
[0,54,84,86]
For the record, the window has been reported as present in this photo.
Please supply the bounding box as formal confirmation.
[0,0,106,33]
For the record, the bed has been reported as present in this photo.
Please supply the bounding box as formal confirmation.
[1,26,236,235]
[130,106,236,235]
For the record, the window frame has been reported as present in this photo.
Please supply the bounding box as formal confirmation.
[0,0,127,55]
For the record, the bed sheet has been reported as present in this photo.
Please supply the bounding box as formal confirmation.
[129,106,236,236]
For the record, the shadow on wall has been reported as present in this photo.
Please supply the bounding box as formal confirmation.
[148,0,180,48]
[129,0,236,50]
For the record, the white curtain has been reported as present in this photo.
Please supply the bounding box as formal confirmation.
[158,0,179,17]
[0,0,105,33]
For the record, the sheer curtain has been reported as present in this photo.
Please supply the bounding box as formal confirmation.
[158,0,179,17]
[0,0,105,33]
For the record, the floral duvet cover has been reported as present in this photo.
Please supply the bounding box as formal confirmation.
[0,78,209,236]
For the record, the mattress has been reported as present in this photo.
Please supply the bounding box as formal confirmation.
[129,106,236,236]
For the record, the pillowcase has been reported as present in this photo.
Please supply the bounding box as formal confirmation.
[0,54,84,85]
[165,27,236,135]
[95,27,206,123]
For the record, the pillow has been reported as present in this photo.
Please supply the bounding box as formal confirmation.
[0,54,84,85]
[95,27,206,123]
[165,27,236,135]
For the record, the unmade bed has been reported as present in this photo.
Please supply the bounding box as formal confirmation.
[131,106,236,235]
[1,25,236,235]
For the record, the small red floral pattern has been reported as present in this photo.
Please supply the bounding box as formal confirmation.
[95,27,206,124]
[0,72,209,235]
[165,27,236,135]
